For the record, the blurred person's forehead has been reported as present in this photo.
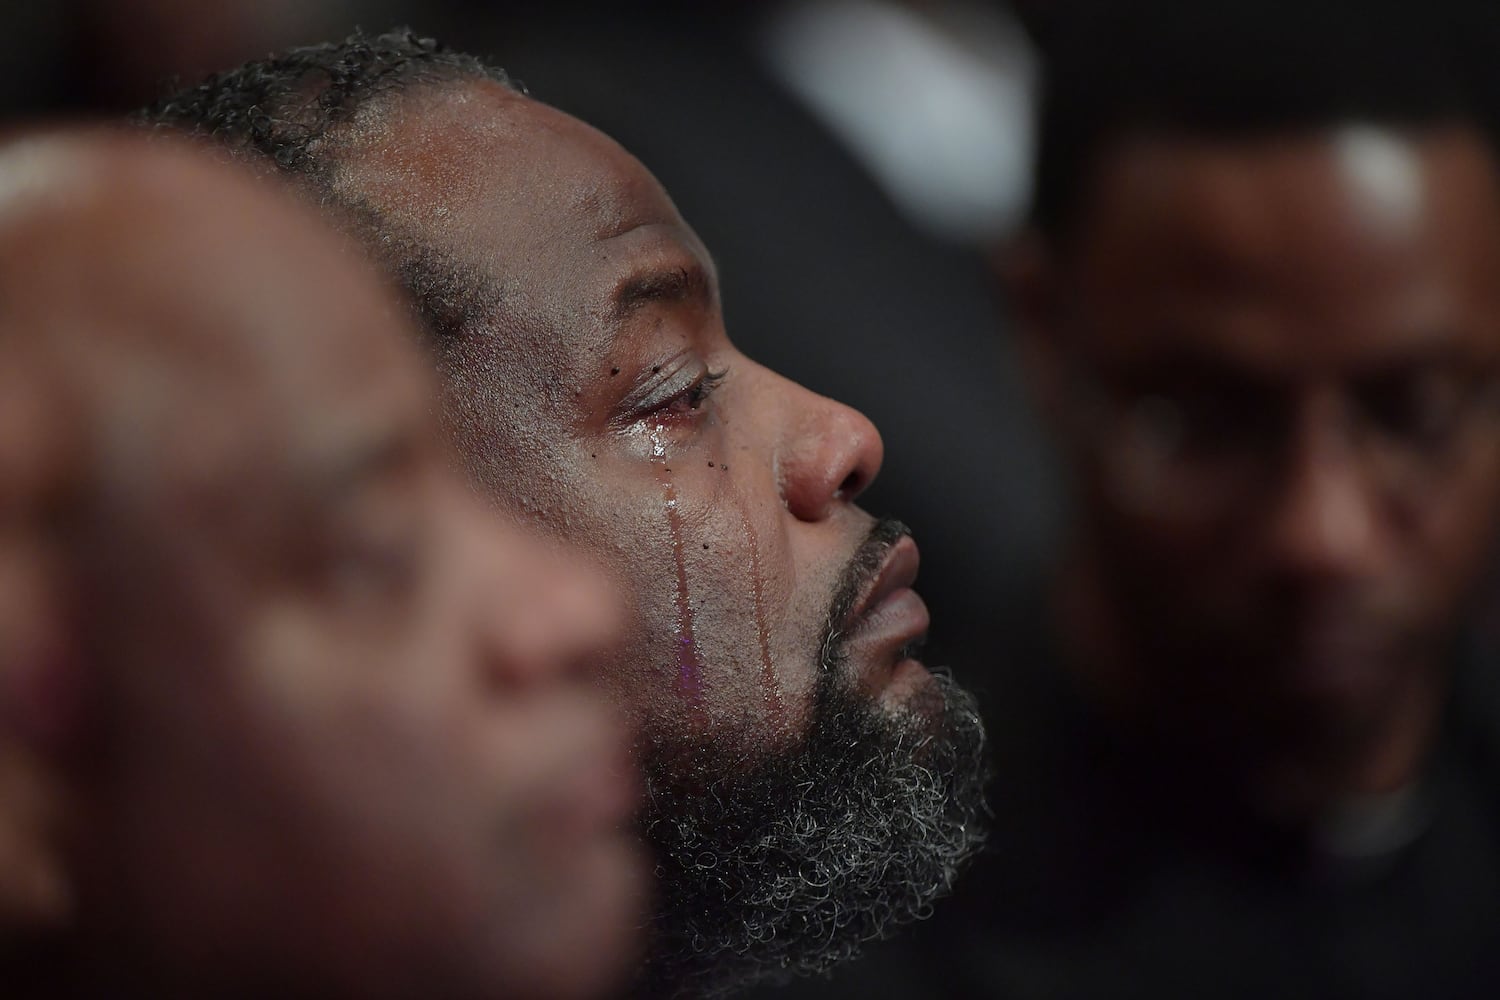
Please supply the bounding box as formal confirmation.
[1065,126,1500,364]
[0,136,402,353]
[0,132,431,514]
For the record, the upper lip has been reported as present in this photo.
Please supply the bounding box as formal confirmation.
[844,535,921,627]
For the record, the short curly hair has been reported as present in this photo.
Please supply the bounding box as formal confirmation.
[139,28,519,344]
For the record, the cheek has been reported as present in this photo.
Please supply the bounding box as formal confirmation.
[524,470,690,730]
[1086,473,1263,630]
[670,467,813,737]
[0,560,77,748]
[436,346,576,507]
[490,395,832,748]
[1402,460,1500,611]
[561,454,817,748]
[621,461,770,734]
[1089,469,1228,576]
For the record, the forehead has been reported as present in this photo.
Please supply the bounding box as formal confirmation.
[120,268,429,515]
[348,81,683,236]
[4,159,430,512]
[338,81,712,355]
[1068,127,1500,366]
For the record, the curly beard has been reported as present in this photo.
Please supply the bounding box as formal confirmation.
[636,664,989,999]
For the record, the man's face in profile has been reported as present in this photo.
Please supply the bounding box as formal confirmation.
[328,81,986,989]
[1029,126,1500,742]
[338,82,964,756]
[0,138,643,1000]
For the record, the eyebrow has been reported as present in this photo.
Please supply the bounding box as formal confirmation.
[610,263,715,321]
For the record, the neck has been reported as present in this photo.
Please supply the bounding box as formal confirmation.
[1055,548,1448,826]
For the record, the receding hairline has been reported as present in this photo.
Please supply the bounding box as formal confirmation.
[1028,0,1498,238]
[138,31,714,358]
[319,78,718,356]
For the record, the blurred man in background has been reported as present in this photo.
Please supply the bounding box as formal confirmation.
[775,1,1500,998]
[145,31,990,998]
[0,131,642,999]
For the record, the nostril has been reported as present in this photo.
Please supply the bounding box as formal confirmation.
[836,468,864,500]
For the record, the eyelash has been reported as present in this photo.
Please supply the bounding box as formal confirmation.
[615,364,729,430]
[675,368,728,413]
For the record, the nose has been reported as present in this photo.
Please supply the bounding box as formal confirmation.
[1262,401,1383,585]
[776,378,884,522]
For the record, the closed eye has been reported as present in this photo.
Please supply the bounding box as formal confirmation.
[668,368,727,415]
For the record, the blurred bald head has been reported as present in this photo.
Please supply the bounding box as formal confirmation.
[0,133,643,999]
[0,129,424,466]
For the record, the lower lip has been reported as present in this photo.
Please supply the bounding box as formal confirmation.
[845,586,932,689]
[859,586,930,631]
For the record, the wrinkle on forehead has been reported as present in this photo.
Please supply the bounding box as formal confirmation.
[334,80,712,381]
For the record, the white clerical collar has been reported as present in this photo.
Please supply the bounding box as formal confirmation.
[1312,780,1431,878]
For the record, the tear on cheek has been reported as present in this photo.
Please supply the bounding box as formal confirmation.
[736,497,785,724]
[651,430,706,720]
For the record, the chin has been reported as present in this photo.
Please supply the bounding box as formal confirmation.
[876,655,938,711]
[635,667,989,998]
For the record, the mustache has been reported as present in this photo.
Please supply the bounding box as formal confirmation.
[819,518,911,667]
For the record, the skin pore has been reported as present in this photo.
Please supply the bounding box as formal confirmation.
[1017,126,1500,820]
[0,133,643,1000]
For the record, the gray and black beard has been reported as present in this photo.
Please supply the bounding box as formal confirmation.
[635,651,989,1000]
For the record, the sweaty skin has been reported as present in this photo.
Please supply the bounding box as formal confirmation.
[334,82,935,760]
[0,132,643,1000]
